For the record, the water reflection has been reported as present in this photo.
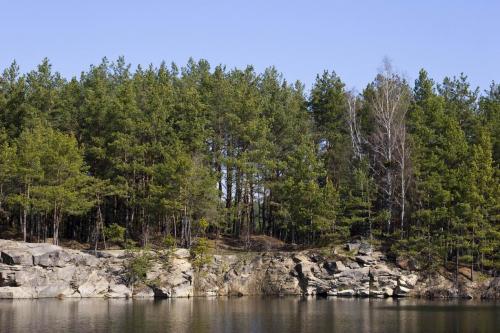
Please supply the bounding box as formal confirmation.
[0,297,498,333]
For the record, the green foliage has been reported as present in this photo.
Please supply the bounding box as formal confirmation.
[158,235,177,270]
[104,223,126,243]
[163,235,177,249]
[0,58,497,275]
[190,237,212,269]
[309,70,350,184]
[198,217,209,233]
[339,161,376,241]
[125,250,153,286]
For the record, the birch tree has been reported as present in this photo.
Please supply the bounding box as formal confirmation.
[368,59,410,233]
[346,89,364,160]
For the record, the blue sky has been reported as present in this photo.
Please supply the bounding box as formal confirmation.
[1,0,499,92]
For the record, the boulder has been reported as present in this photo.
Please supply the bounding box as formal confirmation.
[173,248,191,259]
[395,285,411,297]
[358,289,370,297]
[399,274,418,289]
[345,242,360,252]
[153,279,193,298]
[326,290,337,296]
[355,255,377,266]
[147,258,194,298]
[37,284,75,298]
[262,257,301,295]
[53,265,76,281]
[345,261,361,269]
[93,250,127,259]
[324,261,347,273]
[482,277,500,299]
[0,267,22,286]
[396,256,420,271]
[76,253,100,267]
[292,253,310,263]
[132,285,155,298]
[107,283,132,298]
[77,271,109,297]
[32,247,72,267]
[337,289,355,297]
[0,286,35,298]
[370,289,385,298]
[357,243,373,256]
[383,287,394,297]
[1,249,33,266]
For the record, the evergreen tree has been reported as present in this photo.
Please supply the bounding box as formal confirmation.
[479,83,500,165]
[309,71,349,184]
[0,57,497,277]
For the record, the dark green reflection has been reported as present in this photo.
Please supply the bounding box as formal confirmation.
[0,297,498,333]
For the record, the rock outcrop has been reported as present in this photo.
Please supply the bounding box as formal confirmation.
[0,239,497,299]
[482,277,500,299]
[0,239,131,299]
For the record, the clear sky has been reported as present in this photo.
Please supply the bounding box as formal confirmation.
[1,0,499,92]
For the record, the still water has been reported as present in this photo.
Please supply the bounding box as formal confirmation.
[0,297,498,333]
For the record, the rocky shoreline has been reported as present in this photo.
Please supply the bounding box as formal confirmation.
[0,239,498,300]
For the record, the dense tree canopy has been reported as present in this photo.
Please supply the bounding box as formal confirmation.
[0,58,498,276]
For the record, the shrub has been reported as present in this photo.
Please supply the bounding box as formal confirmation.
[125,250,153,286]
[104,223,126,243]
[159,235,177,270]
[190,237,212,269]
[163,235,177,249]
[123,239,136,250]
[198,217,209,235]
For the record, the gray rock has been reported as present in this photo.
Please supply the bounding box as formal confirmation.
[345,261,360,269]
[33,248,72,267]
[345,242,360,252]
[324,260,347,273]
[132,285,155,298]
[107,283,132,298]
[395,285,411,297]
[292,253,310,263]
[76,254,100,267]
[1,249,33,266]
[399,274,418,288]
[358,289,370,297]
[483,277,500,299]
[262,257,301,295]
[383,287,394,297]
[93,250,127,259]
[396,256,420,271]
[326,290,337,296]
[147,258,194,298]
[355,255,377,266]
[338,289,355,297]
[0,286,35,298]
[37,284,73,298]
[370,289,385,298]
[77,271,109,297]
[357,243,373,255]
[54,265,76,282]
[0,239,495,300]
[173,248,190,259]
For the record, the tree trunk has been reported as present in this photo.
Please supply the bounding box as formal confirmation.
[53,205,59,246]
[455,246,459,288]
[22,184,30,242]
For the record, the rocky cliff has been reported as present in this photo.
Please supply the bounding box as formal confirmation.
[0,239,497,299]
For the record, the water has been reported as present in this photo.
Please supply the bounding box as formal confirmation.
[0,297,498,333]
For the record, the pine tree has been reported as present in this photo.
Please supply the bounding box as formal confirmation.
[28,126,93,245]
[309,70,349,183]
[479,83,500,165]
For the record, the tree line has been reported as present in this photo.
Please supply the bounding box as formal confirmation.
[0,57,498,274]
